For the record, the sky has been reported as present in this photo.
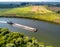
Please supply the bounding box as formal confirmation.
[0,0,60,2]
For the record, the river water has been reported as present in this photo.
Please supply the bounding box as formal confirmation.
[0,18,60,47]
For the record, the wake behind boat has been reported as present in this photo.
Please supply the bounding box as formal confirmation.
[0,21,37,32]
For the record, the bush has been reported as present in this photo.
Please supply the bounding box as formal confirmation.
[0,28,53,47]
[57,11,60,13]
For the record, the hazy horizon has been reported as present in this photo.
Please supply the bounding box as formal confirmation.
[0,0,60,2]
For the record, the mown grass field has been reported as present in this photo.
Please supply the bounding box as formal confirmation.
[0,6,60,24]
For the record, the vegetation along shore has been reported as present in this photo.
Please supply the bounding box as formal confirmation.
[0,6,60,24]
[0,28,53,47]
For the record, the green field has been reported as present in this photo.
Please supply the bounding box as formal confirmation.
[0,6,60,24]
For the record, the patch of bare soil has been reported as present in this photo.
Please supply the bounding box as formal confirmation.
[31,6,39,12]
[31,6,51,13]
[54,18,60,23]
[48,6,60,11]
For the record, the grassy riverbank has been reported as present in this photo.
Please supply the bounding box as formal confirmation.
[0,6,60,24]
[0,28,53,47]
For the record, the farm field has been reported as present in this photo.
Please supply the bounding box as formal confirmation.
[0,6,60,24]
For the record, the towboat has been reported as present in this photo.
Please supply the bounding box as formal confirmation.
[7,21,37,32]
[7,21,13,25]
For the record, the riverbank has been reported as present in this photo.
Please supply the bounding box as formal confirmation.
[0,15,60,25]
[0,6,60,25]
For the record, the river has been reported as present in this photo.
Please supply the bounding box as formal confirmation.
[0,17,60,47]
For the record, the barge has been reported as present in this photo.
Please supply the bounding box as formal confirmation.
[7,21,37,32]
